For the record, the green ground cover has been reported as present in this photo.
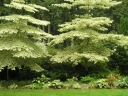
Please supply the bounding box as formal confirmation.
[0,89,128,96]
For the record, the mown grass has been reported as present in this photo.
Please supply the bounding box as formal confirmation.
[0,89,128,96]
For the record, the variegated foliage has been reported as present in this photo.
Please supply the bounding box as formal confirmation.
[49,0,128,66]
[0,0,53,71]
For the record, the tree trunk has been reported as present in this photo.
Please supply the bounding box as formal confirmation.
[6,66,9,81]
[0,0,4,6]
[48,24,50,43]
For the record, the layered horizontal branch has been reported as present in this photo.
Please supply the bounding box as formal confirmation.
[0,22,54,39]
[0,34,48,58]
[50,50,109,65]
[54,0,121,9]
[5,1,49,13]
[0,14,50,26]
[58,16,112,32]
[0,52,43,72]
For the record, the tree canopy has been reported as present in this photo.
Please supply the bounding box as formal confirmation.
[0,0,53,72]
[0,0,128,79]
[49,0,128,68]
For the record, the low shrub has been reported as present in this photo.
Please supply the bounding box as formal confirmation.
[116,77,128,88]
[106,73,119,88]
[8,83,18,89]
[72,83,81,89]
[0,80,31,89]
[25,74,51,89]
[80,76,94,84]
[32,74,50,84]
[64,77,81,89]
[49,80,63,89]
[93,79,110,89]
[42,82,51,89]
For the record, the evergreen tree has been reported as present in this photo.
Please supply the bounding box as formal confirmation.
[49,0,128,68]
[0,0,53,72]
[117,17,128,35]
[109,0,128,33]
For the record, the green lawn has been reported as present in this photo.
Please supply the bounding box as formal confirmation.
[0,89,128,96]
